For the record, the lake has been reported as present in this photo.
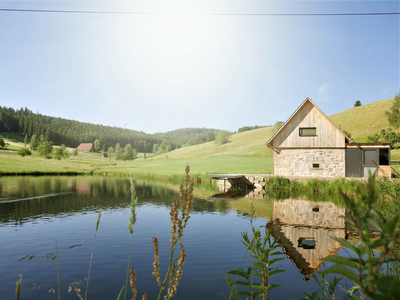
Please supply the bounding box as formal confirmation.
[0,176,350,299]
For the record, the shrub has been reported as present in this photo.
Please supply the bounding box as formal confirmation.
[17,148,32,157]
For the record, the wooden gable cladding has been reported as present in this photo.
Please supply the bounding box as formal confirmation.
[269,99,350,148]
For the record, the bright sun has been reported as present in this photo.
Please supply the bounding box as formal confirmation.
[151,13,206,55]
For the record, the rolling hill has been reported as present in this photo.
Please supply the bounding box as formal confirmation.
[330,97,395,142]
[152,126,276,160]
[150,97,396,160]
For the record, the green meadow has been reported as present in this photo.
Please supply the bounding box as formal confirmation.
[2,98,400,178]
[0,127,274,179]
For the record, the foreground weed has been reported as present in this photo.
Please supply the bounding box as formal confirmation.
[223,203,286,300]
[56,238,61,300]
[314,176,400,299]
[84,208,102,300]
[151,165,194,300]
[123,178,137,300]
[300,273,343,300]
[15,275,22,300]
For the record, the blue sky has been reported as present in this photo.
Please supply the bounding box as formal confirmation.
[0,1,399,134]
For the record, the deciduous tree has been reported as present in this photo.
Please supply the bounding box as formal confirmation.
[115,143,122,160]
[122,143,137,161]
[52,147,63,160]
[215,130,231,146]
[153,144,159,153]
[94,139,101,152]
[37,141,53,159]
[385,92,400,128]
[30,134,38,151]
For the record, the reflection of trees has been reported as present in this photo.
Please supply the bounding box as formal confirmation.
[270,199,346,280]
[0,177,232,225]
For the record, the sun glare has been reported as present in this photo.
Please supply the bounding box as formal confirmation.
[151,13,205,56]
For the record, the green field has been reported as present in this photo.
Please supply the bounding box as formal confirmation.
[0,127,274,179]
[2,97,400,178]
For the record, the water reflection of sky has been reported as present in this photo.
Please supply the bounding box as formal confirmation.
[0,176,352,299]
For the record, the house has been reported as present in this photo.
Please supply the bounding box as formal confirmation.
[267,98,391,178]
[77,143,94,152]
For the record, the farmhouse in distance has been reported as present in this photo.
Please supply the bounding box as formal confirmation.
[267,98,391,178]
[77,143,94,152]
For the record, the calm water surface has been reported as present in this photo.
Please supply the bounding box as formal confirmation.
[0,176,349,299]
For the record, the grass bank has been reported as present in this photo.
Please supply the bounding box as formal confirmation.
[0,146,272,180]
[0,128,274,180]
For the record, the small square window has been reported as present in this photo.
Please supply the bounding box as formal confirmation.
[298,237,316,249]
[313,164,320,168]
[299,127,316,136]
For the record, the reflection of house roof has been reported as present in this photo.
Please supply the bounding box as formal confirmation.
[270,223,344,278]
[77,143,93,151]
[270,199,346,279]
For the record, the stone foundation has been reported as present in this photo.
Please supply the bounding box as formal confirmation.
[272,199,345,228]
[274,149,345,177]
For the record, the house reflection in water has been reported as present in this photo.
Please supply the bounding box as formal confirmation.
[268,199,346,281]
[76,182,92,197]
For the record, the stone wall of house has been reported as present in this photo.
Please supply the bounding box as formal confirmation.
[274,149,345,177]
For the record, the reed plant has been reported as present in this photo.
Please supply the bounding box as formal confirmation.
[223,203,286,300]
[302,176,400,299]
[123,178,137,300]
[84,208,102,300]
[15,275,22,300]
[150,165,194,300]
[124,166,194,300]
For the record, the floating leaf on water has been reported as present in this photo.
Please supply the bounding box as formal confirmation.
[42,253,54,259]
[18,255,29,261]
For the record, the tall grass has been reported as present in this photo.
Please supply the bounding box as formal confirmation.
[84,208,102,300]
[124,179,137,300]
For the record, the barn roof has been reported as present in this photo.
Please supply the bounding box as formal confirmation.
[77,143,94,151]
[267,97,353,146]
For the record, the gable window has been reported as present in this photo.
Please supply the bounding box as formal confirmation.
[299,127,316,136]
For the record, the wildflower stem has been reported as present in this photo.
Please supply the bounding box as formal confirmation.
[84,208,101,300]
[157,242,178,300]
[56,237,61,300]
[124,235,134,300]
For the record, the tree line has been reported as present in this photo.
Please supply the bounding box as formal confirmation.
[0,106,226,152]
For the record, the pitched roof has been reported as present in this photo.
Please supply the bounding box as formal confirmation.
[267,97,353,146]
[77,143,94,151]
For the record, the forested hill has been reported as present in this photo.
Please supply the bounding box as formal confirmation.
[154,128,221,148]
[0,106,222,151]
